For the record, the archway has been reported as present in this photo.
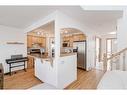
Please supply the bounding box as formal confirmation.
[60,28,87,70]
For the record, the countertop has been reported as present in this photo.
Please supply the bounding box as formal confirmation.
[60,52,77,57]
[28,52,77,59]
[28,53,48,58]
[27,53,54,63]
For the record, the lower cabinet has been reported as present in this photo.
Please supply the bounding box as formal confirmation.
[27,56,34,69]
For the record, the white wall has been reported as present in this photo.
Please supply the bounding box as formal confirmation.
[117,9,127,70]
[0,25,27,73]
[55,11,96,70]
[117,9,127,51]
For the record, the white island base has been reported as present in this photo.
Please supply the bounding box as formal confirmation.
[34,53,77,89]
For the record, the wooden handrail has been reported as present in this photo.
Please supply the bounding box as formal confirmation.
[107,48,127,60]
[103,47,127,71]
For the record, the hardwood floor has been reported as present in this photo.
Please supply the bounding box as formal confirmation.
[66,69,104,89]
[4,69,42,89]
[4,68,104,89]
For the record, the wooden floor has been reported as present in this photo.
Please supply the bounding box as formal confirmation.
[66,69,104,89]
[4,69,42,89]
[4,68,104,89]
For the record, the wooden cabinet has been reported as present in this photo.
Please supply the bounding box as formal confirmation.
[41,37,46,47]
[69,36,73,47]
[73,34,85,42]
[27,35,32,48]
[63,34,86,42]
[27,35,46,48]
[32,36,37,43]
[62,34,86,47]
[63,36,70,42]
[63,36,73,47]
[27,56,34,69]
[79,34,86,41]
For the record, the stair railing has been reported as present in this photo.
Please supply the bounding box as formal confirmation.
[103,48,127,71]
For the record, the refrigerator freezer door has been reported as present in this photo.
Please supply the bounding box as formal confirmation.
[77,42,86,69]
[73,41,86,69]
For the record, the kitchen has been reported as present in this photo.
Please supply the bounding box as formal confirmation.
[60,28,87,70]
[27,20,87,88]
[27,26,87,70]
[27,21,55,69]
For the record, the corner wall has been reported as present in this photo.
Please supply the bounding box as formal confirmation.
[117,9,127,50]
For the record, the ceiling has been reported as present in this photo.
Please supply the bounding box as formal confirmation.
[61,28,84,36]
[0,6,123,34]
[28,22,84,37]
[28,21,54,37]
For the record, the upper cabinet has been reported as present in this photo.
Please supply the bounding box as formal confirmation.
[63,34,86,42]
[27,35,32,48]
[73,34,86,42]
[62,34,86,47]
[27,35,46,48]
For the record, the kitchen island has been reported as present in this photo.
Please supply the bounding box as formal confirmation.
[29,52,77,89]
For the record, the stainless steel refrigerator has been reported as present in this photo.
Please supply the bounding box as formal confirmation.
[73,41,86,70]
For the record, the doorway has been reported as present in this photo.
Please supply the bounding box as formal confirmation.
[60,28,87,70]
[106,38,117,58]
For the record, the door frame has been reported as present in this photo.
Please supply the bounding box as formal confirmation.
[106,38,117,57]
[95,37,102,67]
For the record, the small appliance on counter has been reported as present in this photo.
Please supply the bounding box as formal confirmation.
[63,43,68,47]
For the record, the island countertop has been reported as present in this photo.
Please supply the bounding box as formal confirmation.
[27,54,54,63]
[28,52,77,59]
[60,52,77,57]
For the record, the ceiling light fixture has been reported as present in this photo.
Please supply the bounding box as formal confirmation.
[37,31,41,35]
[65,31,68,33]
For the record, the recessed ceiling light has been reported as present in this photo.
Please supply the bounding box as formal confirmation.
[37,31,41,35]
[65,31,68,33]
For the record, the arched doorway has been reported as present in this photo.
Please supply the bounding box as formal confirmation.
[60,28,87,70]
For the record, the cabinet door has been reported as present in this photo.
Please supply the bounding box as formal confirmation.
[73,34,85,41]
[79,34,85,41]
[42,37,46,47]
[36,37,40,44]
[32,36,37,43]
[27,56,34,69]
[73,35,80,41]
[69,36,73,47]
[63,36,70,42]
[39,37,43,44]
[27,36,32,47]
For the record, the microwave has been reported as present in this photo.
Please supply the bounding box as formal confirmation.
[63,43,68,47]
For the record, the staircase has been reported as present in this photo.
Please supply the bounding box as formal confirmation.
[103,48,127,71]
